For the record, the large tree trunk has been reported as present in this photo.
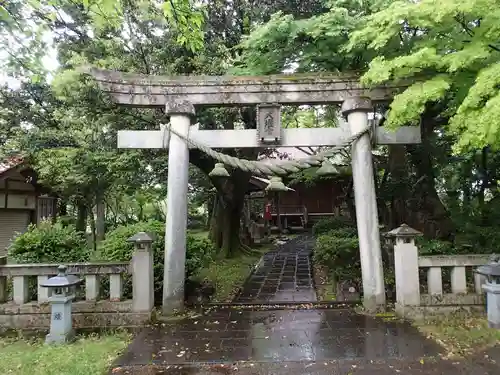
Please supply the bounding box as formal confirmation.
[75,201,87,233]
[210,196,244,257]
[88,201,97,253]
[208,169,251,258]
[96,193,106,242]
[207,194,216,230]
[190,106,257,257]
[407,113,454,240]
[387,145,409,229]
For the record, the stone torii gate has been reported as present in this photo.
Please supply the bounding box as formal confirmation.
[87,68,420,313]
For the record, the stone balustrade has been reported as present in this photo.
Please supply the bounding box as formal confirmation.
[0,236,154,330]
[0,262,130,304]
[390,225,490,318]
[419,255,490,303]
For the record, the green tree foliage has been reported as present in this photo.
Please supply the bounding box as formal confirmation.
[346,0,500,151]
[2,0,500,259]
[0,0,205,54]
[232,1,388,75]
[236,0,500,152]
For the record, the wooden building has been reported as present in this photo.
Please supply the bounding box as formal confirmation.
[244,175,352,233]
[0,157,57,256]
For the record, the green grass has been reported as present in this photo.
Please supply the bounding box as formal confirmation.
[0,332,131,375]
[414,313,500,358]
[196,242,273,303]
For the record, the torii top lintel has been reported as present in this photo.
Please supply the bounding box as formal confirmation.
[86,67,404,108]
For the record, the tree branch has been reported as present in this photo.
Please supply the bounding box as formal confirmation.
[454,15,500,52]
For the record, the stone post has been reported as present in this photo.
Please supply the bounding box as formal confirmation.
[128,232,154,312]
[163,101,194,314]
[341,97,385,311]
[387,224,422,316]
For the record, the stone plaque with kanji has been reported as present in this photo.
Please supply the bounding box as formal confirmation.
[257,104,281,145]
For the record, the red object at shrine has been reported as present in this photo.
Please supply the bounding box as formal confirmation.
[264,203,272,221]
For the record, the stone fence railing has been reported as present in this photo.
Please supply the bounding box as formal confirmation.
[0,233,154,330]
[390,225,489,318]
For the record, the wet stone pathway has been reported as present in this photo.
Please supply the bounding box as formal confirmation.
[111,235,499,374]
[116,307,442,366]
[234,235,316,303]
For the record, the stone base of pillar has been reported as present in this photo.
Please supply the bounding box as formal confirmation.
[363,294,386,314]
[162,295,185,316]
[46,329,76,345]
[488,320,500,329]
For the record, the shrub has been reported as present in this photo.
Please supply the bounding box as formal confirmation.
[312,216,355,236]
[416,238,454,255]
[98,220,215,302]
[325,227,358,239]
[8,221,89,263]
[185,235,216,277]
[454,224,500,254]
[313,229,360,282]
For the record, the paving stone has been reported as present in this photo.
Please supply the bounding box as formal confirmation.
[114,307,443,367]
[110,235,500,375]
[234,235,317,304]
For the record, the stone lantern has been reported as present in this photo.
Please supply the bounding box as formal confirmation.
[475,259,500,329]
[40,265,83,344]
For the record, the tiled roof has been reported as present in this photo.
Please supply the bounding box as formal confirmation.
[0,155,24,175]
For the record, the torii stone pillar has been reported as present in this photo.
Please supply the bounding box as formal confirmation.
[342,97,386,311]
[162,102,194,314]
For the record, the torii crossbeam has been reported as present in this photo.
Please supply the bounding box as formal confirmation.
[118,124,420,149]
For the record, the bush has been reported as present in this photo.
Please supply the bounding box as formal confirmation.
[416,238,454,255]
[325,227,358,239]
[8,221,89,263]
[312,216,355,236]
[98,220,215,302]
[454,224,500,254]
[313,229,360,282]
